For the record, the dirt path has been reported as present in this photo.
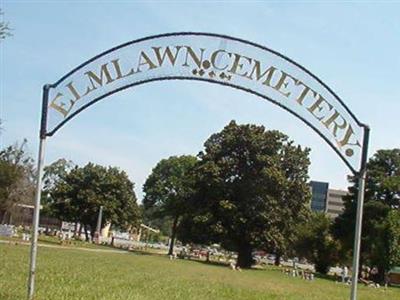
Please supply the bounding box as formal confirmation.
[0,239,128,254]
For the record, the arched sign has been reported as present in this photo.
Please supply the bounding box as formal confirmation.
[29,32,369,300]
[42,32,367,174]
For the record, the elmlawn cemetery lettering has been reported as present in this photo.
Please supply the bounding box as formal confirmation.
[50,45,360,158]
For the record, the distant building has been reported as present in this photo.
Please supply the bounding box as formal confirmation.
[309,181,348,219]
[310,181,329,212]
[326,189,348,219]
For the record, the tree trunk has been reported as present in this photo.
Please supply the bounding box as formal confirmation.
[90,226,96,243]
[168,215,179,256]
[377,265,386,283]
[1,211,9,224]
[84,224,89,242]
[78,223,82,239]
[237,244,253,268]
[274,253,281,266]
[73,221,78,237]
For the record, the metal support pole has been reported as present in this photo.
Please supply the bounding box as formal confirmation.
[350,170,366,300]
[27,84,49,300]
[27,137,46,300]
[350,126,370,300]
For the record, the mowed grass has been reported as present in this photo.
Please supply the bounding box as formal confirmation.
[1,243,399,300]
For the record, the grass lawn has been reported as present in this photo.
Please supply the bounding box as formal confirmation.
[1,242,399,300]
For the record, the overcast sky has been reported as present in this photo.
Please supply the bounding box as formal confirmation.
[1,1,399,200]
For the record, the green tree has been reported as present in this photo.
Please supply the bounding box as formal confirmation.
[143,155,197,255]
[178,121,311,268]
[366,210,400,278]
[333,149,400,281]
[141,205,173,238]
[366,149,400,207]
[0,159,20,223]
[50,162,140,240]
[0,140,35,223]
[384,210,400,270]
[43,159,75,191]
[41,158,75,217]
[295,212,340,274]
[0,9,12,40]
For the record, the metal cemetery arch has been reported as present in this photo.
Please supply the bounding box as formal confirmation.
[29,32,370,300]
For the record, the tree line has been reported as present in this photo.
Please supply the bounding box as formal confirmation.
[143,121,400,280]
[1,120,399,282]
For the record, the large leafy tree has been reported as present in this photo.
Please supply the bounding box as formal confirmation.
[333,149,400,281]
[141,205,173,238]
[41,158,75,217]
[49,162,140,239]
[0,140,35,223]
[366,149,400,207]
[178,121,311,268]
[295,212,340,274]
[43,158,75,191]
[143,155,197,255]
[383,210,400,270]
